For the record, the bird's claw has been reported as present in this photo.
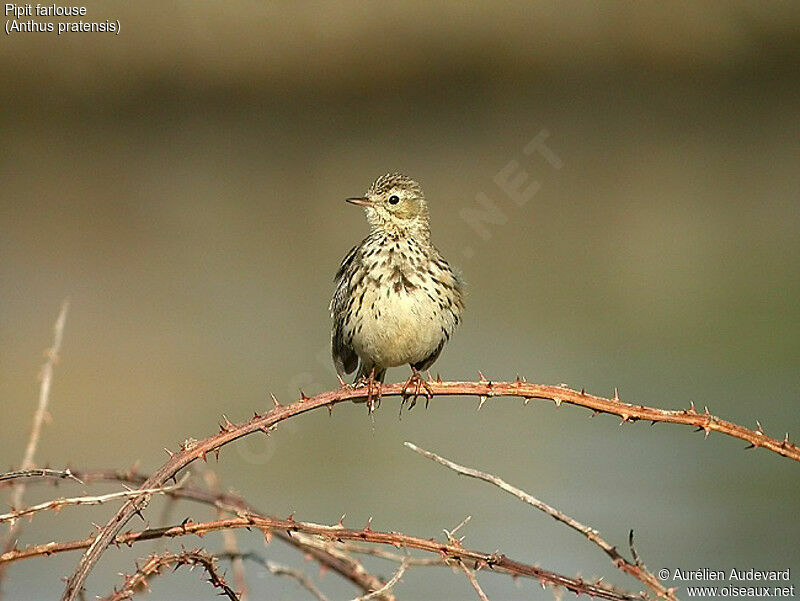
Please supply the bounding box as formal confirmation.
[400,368,433,411]
[356,369,382,414]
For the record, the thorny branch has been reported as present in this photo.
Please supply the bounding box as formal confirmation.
[204,470,248,600]
[60,378,798,601]
[4,512,644,601]
[406,442,675,601]
[61,469,395,600]
[100,549,240,601]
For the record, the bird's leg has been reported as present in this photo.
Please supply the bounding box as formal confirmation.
[400,367,434,410]
[336,373,351,389]
[356,368,382,414]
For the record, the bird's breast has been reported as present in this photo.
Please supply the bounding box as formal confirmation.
[348,252,457,369]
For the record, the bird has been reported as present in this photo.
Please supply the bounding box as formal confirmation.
[330,172,464,411]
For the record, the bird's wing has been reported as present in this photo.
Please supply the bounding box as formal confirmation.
[330,245,359,376]
[411,249,465,373]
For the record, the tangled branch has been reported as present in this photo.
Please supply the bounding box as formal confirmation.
[101,549,239,601]
[4,512,642,601]
[60,378,798,601]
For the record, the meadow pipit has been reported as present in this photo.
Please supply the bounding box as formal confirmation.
[330,173,464,410]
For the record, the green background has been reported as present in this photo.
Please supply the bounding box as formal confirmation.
[2,2,798,599]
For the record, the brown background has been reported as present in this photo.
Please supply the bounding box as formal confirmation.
[1,2,799,599]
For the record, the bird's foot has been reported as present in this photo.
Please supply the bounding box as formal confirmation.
[400,368,434,411]
[356,369,382,414]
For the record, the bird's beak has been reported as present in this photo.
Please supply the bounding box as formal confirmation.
[346,196,374,208]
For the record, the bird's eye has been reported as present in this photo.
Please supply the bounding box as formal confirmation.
[388,195,400,205]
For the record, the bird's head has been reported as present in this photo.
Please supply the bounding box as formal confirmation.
[347,173,430,238]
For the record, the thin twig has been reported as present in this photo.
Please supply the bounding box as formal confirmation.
[220,552,329,601]
[4,514,644,601]
[101,549,240,601]
[61,378,796,601]
[1,300,68,593]
[405,442,675,601]
[351,559,408,601]
[459,560,490,601]
[442,518,490,601]
[0,469,82,484]
[0,476,188,524]
[16,300,69,479]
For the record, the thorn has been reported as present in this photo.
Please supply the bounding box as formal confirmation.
[523,396,532,405]
[687,401,697,414]
[213,448,220,461]
[477,395,488,410]
[299,389,309,400]
[337,514,346,528]
[515,374,521,383]
[619,415,630,425]
[286,512,295,522]
[327,403,334,416]
[263,529,273,544]
[755,420,764,435]
[783,433,790,447]
[478,371,488,383]
[271,394,281,408]
[163,447,173,457]
[613,387,620,401]
[703,406,710,417]
[590,410,600,418]
[745,443,756,450]
[363,516,373,532]
[580,388,585,395]
[553,398,562,408]
[220,414,234,431]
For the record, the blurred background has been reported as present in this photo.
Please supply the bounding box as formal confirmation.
[1,2,799,599]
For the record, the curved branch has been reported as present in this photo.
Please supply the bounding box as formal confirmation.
[101,549,239,601]
[61,380,799,600]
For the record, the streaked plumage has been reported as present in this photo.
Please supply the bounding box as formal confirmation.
[331,173,464,389]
